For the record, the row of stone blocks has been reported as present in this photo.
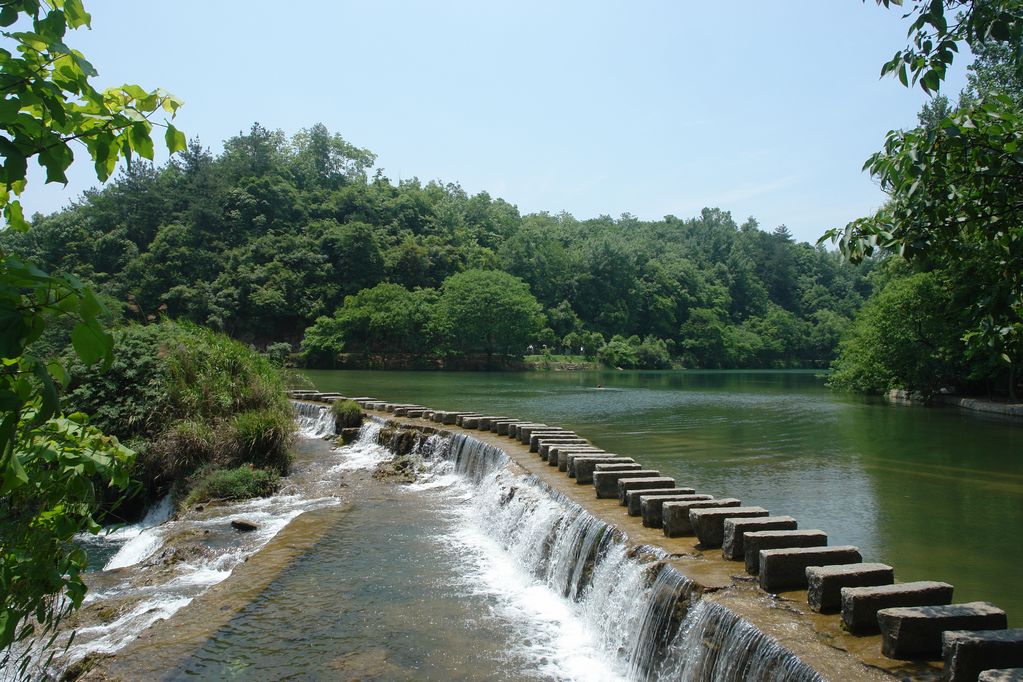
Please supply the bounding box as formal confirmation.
[293,392,1023,679]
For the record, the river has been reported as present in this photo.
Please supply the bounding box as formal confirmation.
[303,369,1023,625]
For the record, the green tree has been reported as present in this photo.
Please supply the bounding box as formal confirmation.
[824,0,1023,398]
[0,0,182,663]
[436,269,543,360]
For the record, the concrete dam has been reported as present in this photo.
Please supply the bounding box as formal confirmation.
[292,390,1023,681]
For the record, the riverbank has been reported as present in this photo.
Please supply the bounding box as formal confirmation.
[887,389,1023,419]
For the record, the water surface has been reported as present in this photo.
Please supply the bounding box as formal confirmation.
[304,369,1023,623]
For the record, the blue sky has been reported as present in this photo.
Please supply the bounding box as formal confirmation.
[20,1,971,244]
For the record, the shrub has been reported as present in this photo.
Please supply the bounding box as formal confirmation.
[331,400,363,429]
[65,320,296,507]
[220,408,294,474]
[182,466,280,508]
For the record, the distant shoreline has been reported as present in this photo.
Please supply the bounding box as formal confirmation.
[887,389,1023,419]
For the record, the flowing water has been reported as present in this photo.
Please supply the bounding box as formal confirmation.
[303,369,1023,624]
[8,370,1020,679]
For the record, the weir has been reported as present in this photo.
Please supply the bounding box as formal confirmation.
[292,393,1022,681]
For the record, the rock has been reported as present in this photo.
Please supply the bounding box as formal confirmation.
[231,519,258,532]
[625,487,697,516]
[877,602,1007,659]
[640,494,713,528]
[744,530,828,575]
[806,562,894,613]
[662,498,740,537]
[721,516,797,560]
[617,477,677,505]
[690,507,770,548]
[758,544,859,592]
[840,581,954,635]
[593,469,661,499]
[979,669,1023,682]
[943,629,1023,682]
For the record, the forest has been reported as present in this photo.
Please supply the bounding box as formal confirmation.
[1,124,871,370]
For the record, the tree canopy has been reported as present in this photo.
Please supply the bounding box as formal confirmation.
[825,0,1023,398]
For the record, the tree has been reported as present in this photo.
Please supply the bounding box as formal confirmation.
[0,0,182,665]
[436,269,543,359]
[823,0,1023,398]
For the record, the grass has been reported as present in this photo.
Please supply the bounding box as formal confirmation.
[182,465,281,508]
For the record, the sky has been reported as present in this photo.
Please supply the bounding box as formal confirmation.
[17,1,972,245]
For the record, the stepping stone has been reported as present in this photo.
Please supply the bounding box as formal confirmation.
[943,630,1023,682]
[556,447,604,471]
[662,499,740,537]
[575,459,637,485]
[455,413,484,426]
[493,420,523,435]
[476,417,506,430]
[979,669,1023,681]
[617,477,677,505]
[841,581,954,635]
[544,441,587,464]
[524,429,569,447]
[594,470,661,499]
[641,494,712,528]
[878,602,1007,659]
[514,424,549,440]
[744,530,828,575]
[806,563,894,613]
[562,450,610,475]
[722,516,797,560]
[758,545,860,593]
[539,439,587,458]
[625,488,697,516]
[460,416,481,428]
[691,507,769,548]
[530,432,578,451]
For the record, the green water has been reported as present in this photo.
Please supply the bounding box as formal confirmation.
[303,369,1023,624]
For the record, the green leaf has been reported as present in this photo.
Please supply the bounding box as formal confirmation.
[70,321,106,367]
[165,124,186,154]
[62,0,91,29]
[128,123,154,160]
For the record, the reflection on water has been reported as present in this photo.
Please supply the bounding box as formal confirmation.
[304,369,1023,624]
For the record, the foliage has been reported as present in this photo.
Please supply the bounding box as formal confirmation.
[436,269,543,357]
[181,465,280,509]
[331,399,363,429]
[0,0,182,664]
[870,0,1023,94]
[65,321,294,499]
[825,0,1023,398]
[6,135,868,370]
[829,270,967,396]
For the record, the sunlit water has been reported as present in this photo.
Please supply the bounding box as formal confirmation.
[303,369,1023,624]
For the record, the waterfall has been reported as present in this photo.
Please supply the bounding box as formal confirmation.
[293,400,335,438]
[407,430,698,680]
[654,601,824,682]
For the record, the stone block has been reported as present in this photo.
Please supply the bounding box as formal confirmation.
[758,545,858,592]
[625,488,697,516]
[539,439,587,458]
[745,530,829,575]
[691,507,769,548]
[722,516,797,560]
[662,498,740,537]
[494,420,522,435]
[514,424,548,441]
[979,669,1023,682]
[806,563,893,613]
[461,416,480,428]
[841,581,954,635]
[559,448,607,473]
[943,629,1023,682]
[639,494,711,527]
[455,413,483,426]
[617,477,677,505]
[593,469,660,499]
[530,432,576,451]
[476,417,504,430]
[574,458,636,484]
[878,602,1007,660]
